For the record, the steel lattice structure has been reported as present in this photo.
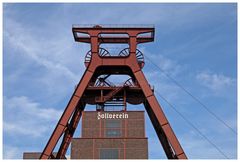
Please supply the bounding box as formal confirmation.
[39,25,187,159]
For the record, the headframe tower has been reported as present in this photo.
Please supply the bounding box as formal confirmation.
[40,25,187,159]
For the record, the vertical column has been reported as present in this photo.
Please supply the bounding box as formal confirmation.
[128,34,141,72]
[129,36,137,54]
[91,36,99,54]
[88,34,99,72]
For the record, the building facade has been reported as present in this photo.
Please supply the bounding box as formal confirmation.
[71,111,148,159]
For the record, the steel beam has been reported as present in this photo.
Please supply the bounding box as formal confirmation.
[40,25,186,160]
[134,70,187,159]
[56,102,85,159]
[39,70,93,159]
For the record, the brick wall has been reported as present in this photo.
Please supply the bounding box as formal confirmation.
[71,111,148,159]
[71,138,148,159]
[81,111,145,138]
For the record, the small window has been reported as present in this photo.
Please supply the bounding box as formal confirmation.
[105,119,122,137]
[100,149,119,159]
[105,120,121,128]
[105,129,121,137]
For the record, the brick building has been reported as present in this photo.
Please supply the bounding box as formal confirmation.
[23,111,148,159]
[71,111,148,159]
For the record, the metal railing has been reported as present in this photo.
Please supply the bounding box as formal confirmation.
[72,24,155,28]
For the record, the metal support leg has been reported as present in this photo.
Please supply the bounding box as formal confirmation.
[134,70,187,159]
[40,70,93,159]
[56,102,85,159]
[144,101,175,159]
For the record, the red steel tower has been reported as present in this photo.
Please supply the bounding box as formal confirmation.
[39,25,187,159]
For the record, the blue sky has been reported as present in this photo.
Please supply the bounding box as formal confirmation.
[3,3,237,159]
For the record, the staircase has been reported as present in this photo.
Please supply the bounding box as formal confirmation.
[95,86,126,103]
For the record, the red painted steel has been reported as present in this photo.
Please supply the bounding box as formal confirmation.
[39,25,187,159]
[56,104,84,159]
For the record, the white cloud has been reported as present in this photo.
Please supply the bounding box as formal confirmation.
[196,71,235,92]
[4,18,80,82]
[141,46,183,77]
[3,3,237,160]
[3,96,62,138]
[3,122,47,138]
[3,15,89,104]
[142,49,187,103]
